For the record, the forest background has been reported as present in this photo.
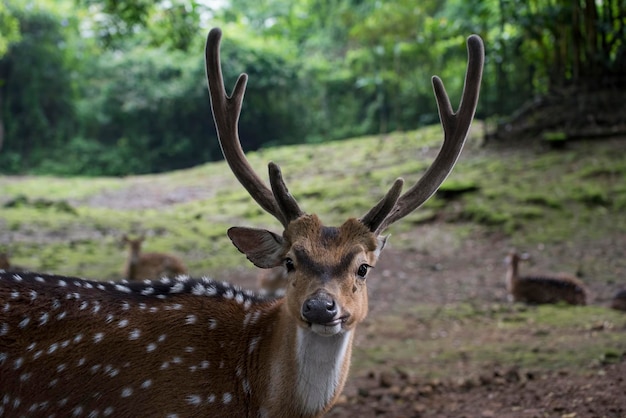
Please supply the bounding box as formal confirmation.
[0,0,624,176]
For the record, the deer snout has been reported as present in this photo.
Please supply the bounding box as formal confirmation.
[302,293,338,325]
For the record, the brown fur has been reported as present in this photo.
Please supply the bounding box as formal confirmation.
[0,252,27,272]
[122,235,188,280]
[505,251,587,305]
[611,289,626,311]
[257,266,288,296]
[0,26,483,417]
[0,216,384,417]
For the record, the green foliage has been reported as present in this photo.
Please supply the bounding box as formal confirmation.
[0,2,21,57]
[1,0,623,176]
[0,3,77,172]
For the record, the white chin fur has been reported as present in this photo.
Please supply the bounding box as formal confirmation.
[311,322,342,336]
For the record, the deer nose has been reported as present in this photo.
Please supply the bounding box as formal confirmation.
[302,294,338,324]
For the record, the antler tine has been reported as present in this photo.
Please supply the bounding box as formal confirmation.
[367,34,485,234]
[205,28,292,226]
[268,162,304,224]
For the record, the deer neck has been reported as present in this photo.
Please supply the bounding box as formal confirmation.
[506,257,518,292]
[264,305,354,417]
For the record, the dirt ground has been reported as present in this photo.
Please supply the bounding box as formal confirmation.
[4,151,626,417]
[224,228,626,418]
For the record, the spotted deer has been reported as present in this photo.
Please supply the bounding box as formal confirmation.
[257,266,288,297]
[610,289,626,311]
[0,28,484,418]
[505,251,587,305]
[121,234,188,281]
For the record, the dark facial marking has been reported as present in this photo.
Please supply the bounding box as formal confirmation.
[293,247,362,283]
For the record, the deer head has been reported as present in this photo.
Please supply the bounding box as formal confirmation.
[206,27,484,339]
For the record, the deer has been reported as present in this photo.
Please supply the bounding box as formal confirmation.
[505,251,587,306]
[610,289,626,311]
[121,234,188,280]
[0,252,27,273]
[257,266,289,297]
[0,27,483,417]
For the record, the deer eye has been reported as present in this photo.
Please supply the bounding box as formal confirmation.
[284,258,295,273]
[357,264,371,279]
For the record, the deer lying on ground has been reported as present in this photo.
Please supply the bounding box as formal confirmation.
[611,289,626,311]
[257,266,289,296]
[0,28,483,417]
[505,251,587,305]
[121,234,188,280]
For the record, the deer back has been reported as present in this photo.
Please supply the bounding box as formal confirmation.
[0,271,285,417]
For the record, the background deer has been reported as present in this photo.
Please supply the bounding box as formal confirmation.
[505,250,587,305]
[0,252,27,273]
[611,289,626,311]
[0,28,483,417]
[121,234,188,280]
[257,266,288,296]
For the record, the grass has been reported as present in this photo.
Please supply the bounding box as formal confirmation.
[2,123,626,382]
[352,303,626,380]
[2,123,625,277]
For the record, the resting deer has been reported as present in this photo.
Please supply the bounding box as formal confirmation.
[505,251,587,306]
[611,289,626,311]
[257,266,289,296]
[121,234,188,280]
[0,28,483,417]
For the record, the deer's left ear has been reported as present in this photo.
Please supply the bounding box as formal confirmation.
[227,227,285,268]
[374,235,388,259]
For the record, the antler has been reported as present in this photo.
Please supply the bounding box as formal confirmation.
[361,35,485,234]
[205,28,302,227]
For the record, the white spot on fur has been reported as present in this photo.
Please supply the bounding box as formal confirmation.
[129,329,141,340]
[38,312,49,326]
[118,319,129,328]
[141,287,154,296]
[248,336,261,354]
[140,379,152,389]
[170,282,184,293]
[146,343,157,352]
[223,393,232,404]
[114,284,131,293]
[186,395,202,406]
[93,332,105,343]
[18,317,30,328]
[121,388,133,398]
[185,315,196,325]
[13,357,24,370]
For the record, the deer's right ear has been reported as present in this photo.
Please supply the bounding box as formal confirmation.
[227,227,285,268]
